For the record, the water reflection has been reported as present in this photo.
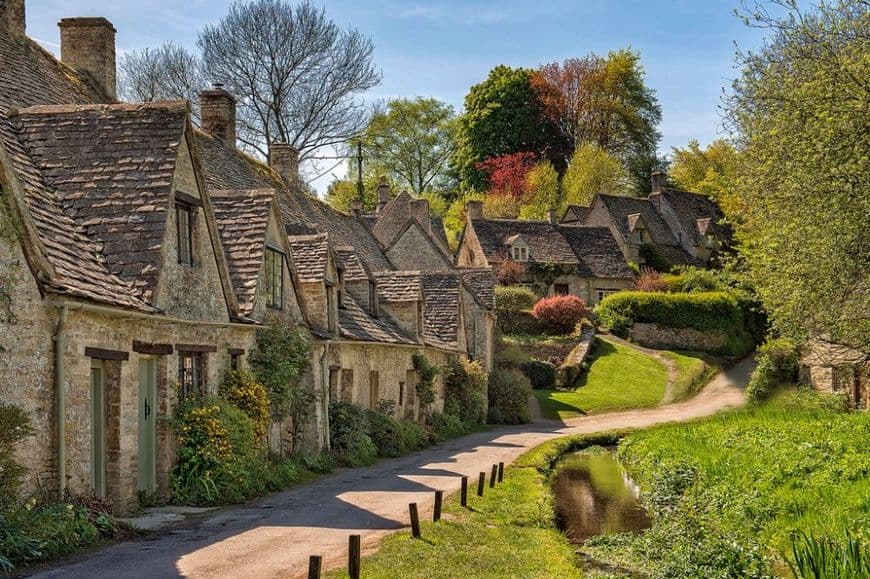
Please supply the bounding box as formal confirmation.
[551,448,651,544]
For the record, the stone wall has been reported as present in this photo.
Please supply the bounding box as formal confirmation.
[385,225,453,271]
[456,221,487,268]
[461,285,494,371]
[630,322,726,352]
[800,340,869,410]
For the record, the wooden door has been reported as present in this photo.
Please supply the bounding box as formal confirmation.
[90,359,106,497]
[137,358,158,493]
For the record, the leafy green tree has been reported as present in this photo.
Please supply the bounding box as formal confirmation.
[519,161,560,220]
[360,97,458,196]
[727,0,870,350]
[561,143,630,207]
[453,66,567,191]
[670,139,742,213]
[325,174,391,213]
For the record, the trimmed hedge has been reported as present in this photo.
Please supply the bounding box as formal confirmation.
[497,309,545,335]
[519,360,557,390]
[596,291,743,337]
[495,285,538,311]
[487,368,532,424]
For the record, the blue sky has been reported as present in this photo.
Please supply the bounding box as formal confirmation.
[26,0,768,191]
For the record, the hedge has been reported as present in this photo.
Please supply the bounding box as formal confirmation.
[519,360,557,390]
[494,286,538,311]
[596,291,743,337]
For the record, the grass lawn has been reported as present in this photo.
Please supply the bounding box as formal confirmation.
[533,337,668,419]
[659,350,717,402]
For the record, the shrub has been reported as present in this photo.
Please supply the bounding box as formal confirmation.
[443,357,488,426]
[494,342,531,368]
[495,262,527,285]
[519,360,556,389]
[411,354,440,411]
[746,337,799,404]
[220,370,271,441]
[531,294,590,335]
[495,285,537,311]
[364,409,405,458]
[487,368,531,424]
[428,412,469,442]
[328,401,377,467]
[496,309,545,335]
[0,404,32,510]
[634,269,669,292]
[596,291,743,337]
[661,267,725,293]
[397,420,428,453]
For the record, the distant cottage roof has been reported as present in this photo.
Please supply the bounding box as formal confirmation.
[561,227,635,279]
[338,293,415,345]
[471,219,579,265]
[374,270,422,302]
[211,189,275,316]
[459,268,496,310]
[11,101,189,303]
[421,272,461,349]
[657,189,726,245]
[287,233,330,282]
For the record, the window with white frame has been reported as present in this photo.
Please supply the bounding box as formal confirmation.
[511,245,529,262]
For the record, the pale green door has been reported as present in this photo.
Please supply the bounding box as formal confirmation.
[91,360,106,497]
[137,359,157,493]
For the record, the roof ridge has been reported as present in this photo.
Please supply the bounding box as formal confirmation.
[15,101,190,115]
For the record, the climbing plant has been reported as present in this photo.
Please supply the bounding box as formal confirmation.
[526,263,576,294]
[248,323,312,417]
[411,353,439,409]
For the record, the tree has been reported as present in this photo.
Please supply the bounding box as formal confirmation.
[118,42,206,116]
[519,161,560,220]
[726,0,870,350]
[475,152,537,199]
[324,174,388,213]
[669,139,742,213]
[198,0,381,159]
[360,97,458,195]
[535,50,662,193]
[561,143,630,207]
[453,66,567,190]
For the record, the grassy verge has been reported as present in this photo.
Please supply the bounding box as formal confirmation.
[660,350,718,402]
[327,433,623,579]
[533,337,668,419]
[585,392,870,576]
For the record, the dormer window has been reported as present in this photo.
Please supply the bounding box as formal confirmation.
[635,229,648,244]
[176,203,195,265]
[511,245,529,262]
[337,269,345,309]
[264,247,284,309]
[369,281,379,318]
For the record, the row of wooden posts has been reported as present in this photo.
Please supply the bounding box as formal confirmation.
[306,461,506,579]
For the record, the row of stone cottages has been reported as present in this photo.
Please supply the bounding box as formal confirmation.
[0,3,495,513]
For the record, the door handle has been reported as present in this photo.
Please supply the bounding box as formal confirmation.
[144,398,151,420]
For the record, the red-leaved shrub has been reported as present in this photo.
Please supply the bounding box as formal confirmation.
[531,295,590,335]
[496,261,527,285]
[634,269,668,292]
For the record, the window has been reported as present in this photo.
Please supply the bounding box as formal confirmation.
[178,352,205,399]
[636,230,648,244]
[398,382,405,406]
[176,204,194,265]
[369,370,379,410]
[511,245,528,262]
[265,247,284,309]
[553,283,569,296]
[596,289,620,303]
[337,270,345,309]
[326,283,337,333]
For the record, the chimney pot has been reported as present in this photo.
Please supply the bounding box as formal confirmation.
[269,142,300,189]
[58,17,117,102]
[199,86,236,147]
[466,200,483,221]
[1,0,25,38]
[376,176,390,213]
[548,208,558,225]
[650,170,667,193]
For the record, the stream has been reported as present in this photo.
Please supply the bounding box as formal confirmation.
[551,448,651,545]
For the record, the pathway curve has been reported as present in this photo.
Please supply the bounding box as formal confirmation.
[31,358,753,579]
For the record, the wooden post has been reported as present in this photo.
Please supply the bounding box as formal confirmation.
[490,464,498,488]
[434,490,443,521]
[409,503,421,538]
[477,471,485,496]
[460,475,469,507]
[348,534,361,579]
[498,462,505,483]
[308,555,322,579]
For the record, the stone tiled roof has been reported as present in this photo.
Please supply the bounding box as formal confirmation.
[339,293,415,345]
[658,188,725,245]
[0,34,111,112]
[211,189,275,316]
[11,101,188,303]
[421,273,461,349]
[459,268,496,310]
[561,227,635,280]
[374,271,421,302]
[335,247,370,282]
[196,130,284,192]
[368,191,453,257]
[598,194,678,248]
[561,205,590,224]
[0,112,149,310]
[470,218,579,265]
[287,233,330,282]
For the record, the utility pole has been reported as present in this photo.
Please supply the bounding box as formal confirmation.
[356,140,364,204]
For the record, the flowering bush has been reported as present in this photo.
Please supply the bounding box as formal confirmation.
[634,269,669,292]
[220,370,271,441]
[531,294,590,335]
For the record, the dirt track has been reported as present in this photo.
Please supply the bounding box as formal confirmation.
[30,358,751,579]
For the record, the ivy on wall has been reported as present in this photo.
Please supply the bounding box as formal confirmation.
[411,353,439,409]
[526,263,577,295]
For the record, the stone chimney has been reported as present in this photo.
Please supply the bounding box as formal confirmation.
[200,84,236,147]
[409,198,430,234]
[376,176,390,213]
[269,142,300,189]
[466,200,483,221]
[1,0,25,39]
[58,17,117,101]
[350,198,362,218]
[548,208,558,225]
[650,170,667,193]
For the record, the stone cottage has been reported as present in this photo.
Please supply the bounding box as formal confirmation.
[456,201,635,305]
[0,1,494,514]
[800,339,869,410]
[562,171,728,269]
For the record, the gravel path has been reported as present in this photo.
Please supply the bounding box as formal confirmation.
[30,358,752,579]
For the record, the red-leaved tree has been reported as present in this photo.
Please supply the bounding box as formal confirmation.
[475,152,537,199]
[531,295,590,335]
